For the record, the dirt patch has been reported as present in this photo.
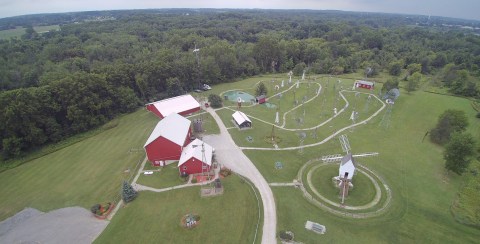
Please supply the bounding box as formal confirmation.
[0,207,108,244]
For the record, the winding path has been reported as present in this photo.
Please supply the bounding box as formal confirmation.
[202,107,277,244]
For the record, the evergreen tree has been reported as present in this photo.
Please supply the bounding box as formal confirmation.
[122,181,137,203]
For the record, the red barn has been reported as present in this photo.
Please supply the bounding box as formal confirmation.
[354,80,374,90]
[146,94,200,119]
[178,139,214,176]
[144,113,192,166]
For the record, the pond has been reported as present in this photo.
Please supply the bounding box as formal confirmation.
[223,90,255,103]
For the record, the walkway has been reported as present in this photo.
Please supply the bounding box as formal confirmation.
[202,107,277,244]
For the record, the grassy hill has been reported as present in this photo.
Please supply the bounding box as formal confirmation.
[0,109,157,220]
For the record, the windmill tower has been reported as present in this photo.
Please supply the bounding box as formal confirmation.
[193,43,201,90]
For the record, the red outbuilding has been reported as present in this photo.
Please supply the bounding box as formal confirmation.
[353,80,374,90]
[144,113,192,166]
[256,95,267,104]
[146,94,200,119]
[178,139,214,176]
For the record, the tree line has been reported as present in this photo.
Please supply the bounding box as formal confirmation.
[0,9,479,159]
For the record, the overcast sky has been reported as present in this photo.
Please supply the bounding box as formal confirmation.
[0,0,479,21]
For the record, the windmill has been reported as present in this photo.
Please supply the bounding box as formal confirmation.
[193,43,201,90]
[365,67,372,80]
[275,107,280,124]
[321,134,379,204]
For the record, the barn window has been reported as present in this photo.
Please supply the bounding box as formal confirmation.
[183,166,187,170]
[202,165,207,169]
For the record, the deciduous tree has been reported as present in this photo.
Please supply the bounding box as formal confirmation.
[430,109,469,145]
[444,132,475,175]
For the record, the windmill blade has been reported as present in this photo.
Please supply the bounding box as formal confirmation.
[352,152,378,158]
[338,134,351,153]
[321,154,343,162]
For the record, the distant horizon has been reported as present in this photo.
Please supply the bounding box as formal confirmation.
[0,0,479,21]
[1,7,479,24]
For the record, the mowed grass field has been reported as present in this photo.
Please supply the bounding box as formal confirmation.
[0,25,60,39]
[245,89,480,242]
[0,109,158,221]
[94,175,262,244]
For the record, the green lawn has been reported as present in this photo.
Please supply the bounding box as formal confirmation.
[188,111,220,135]
[261,89,480,242]
[137,164,187,189]
[185,74,480,242]
[95,175,262,244]
[0,109,158,221]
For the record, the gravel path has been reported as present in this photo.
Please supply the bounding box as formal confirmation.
[0,207,108,244]
[203,107,277,244]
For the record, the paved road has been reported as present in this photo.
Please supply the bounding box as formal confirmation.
[0,207,108,244]
[203,108,276,244]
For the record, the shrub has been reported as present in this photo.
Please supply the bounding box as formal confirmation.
[278,230,294,241]
[90,204,101,214]
[208,94,223,108]
[220,168,232,177]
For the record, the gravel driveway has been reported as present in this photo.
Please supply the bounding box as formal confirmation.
[203,108,276,244]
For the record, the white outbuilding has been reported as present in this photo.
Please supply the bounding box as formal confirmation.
[232,111,252,128]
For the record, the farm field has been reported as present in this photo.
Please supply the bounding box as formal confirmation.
[94,175,262,244]
[0,25,60,39]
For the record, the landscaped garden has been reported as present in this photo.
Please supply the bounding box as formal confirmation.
[197,72,480,242]
[94,175,262,244]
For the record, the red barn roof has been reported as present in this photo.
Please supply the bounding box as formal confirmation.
[146,94,200,119]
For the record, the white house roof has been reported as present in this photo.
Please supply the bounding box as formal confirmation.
[339,153,356,180]
[146,94,200,117]
[144,113,191,148]
[232,111,251,125]
[355,80,374,86]
[178,139,214,167]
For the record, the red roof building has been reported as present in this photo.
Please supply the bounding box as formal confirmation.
[353,80,374,90]
[144,113,192,166]
[146,94,200,119]
[178,139,214,176]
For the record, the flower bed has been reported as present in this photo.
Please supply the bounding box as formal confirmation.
[91,202,115,219]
